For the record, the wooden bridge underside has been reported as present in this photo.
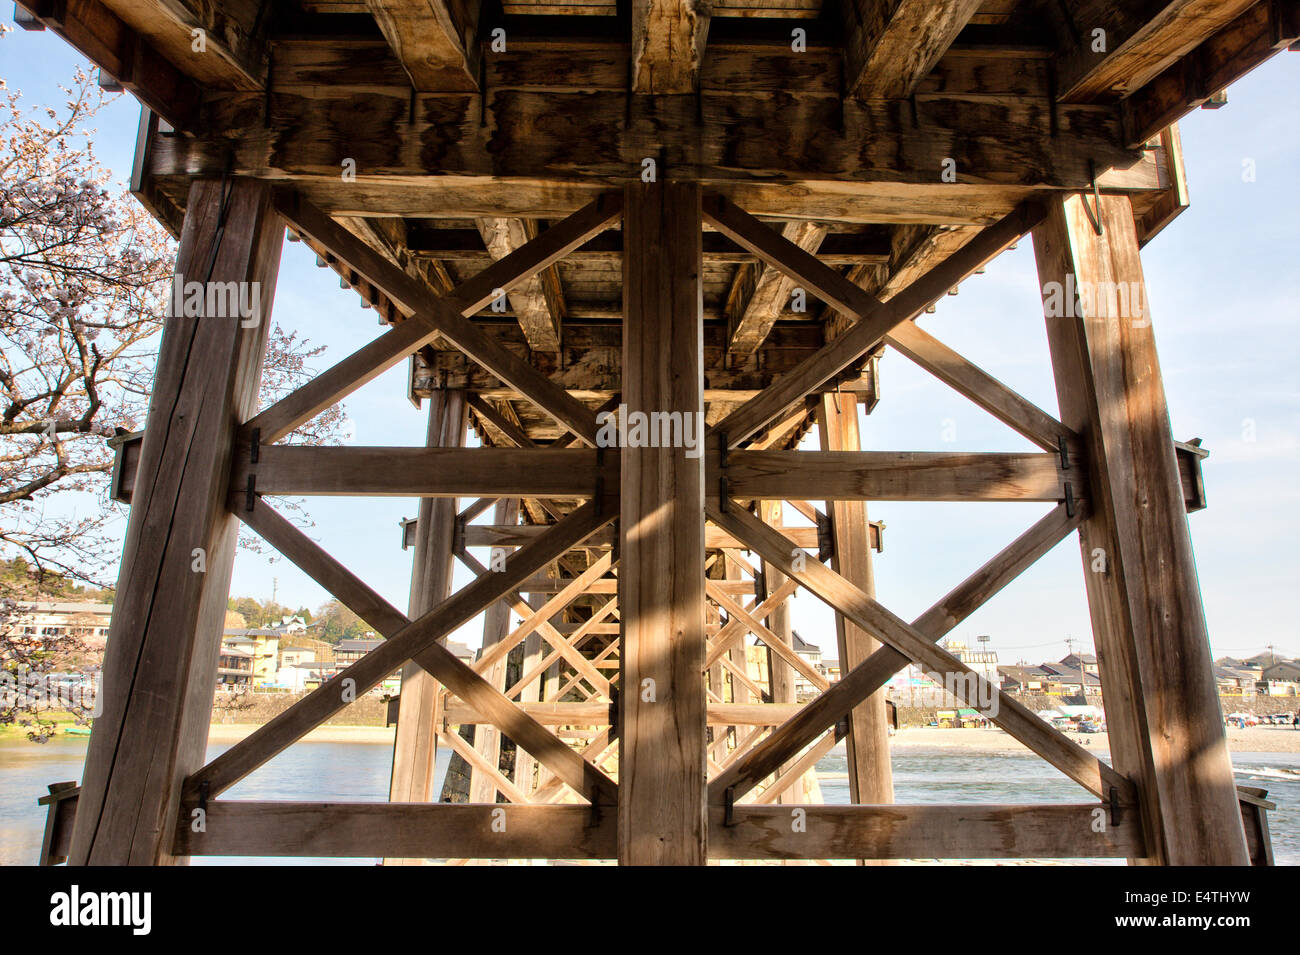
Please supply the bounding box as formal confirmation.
[21,0,1296,865]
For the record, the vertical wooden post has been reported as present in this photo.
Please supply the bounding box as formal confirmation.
[817,392,894,807]
[469,497,521,803]
[618,181,707,865]
[757,500,798,802]
[1033,194,1248,865]
[512,589,549,796]
[69,179,283,864]
[389,388,467,824]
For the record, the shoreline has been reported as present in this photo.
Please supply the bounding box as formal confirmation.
[197,722,1300,754]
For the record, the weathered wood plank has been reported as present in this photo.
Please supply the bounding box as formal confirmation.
[388,390,465,862]
[196,499,617,801]
[366,0,479,91]
[818,392,893,809]
[476,217,566,351]
[1033,192,1248,864]
[69,179,282,864]
[708,196,1048,445]
[709,804,1145,859]
[712,501,1128,805]
[842,0,986,98]
[619,181,708,864]
[631,0,711,93]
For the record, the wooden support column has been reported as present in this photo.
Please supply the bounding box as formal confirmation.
[818,392,895,808]
[757,500,797,804]
[389,389,467,822]
[619,181,707,865]
[69,179,282,864]
[1032,193,1249,865]
[469,497,521,804]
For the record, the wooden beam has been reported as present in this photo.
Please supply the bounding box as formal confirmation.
[230,446,1068,501]
[1033,192,1248,864]
[1049,0,1262,104]
[462,523,822,551]
[110,0,269,88]
[15,0,201,128]
[884,322,1076,452]
[442,701,806,727]
[631,0,711,93]
[365,0,480,91]
[1120,1,1300,148]
[246,191,620,444]
[707,196,1048,446]
[707,509,1133,805]
[726,221,827,357]
[145,87,1161,198]
[818,392,893,809]
[709,804,1145,859]
[476,217,566,351]
[842,0,986,98]
[177,802,614,858]
[195,499,617,802]
[68,179,282,864]
[388,390,464,863]
[619,181,708,864]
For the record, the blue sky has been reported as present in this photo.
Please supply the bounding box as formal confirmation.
[4,29,1298,666]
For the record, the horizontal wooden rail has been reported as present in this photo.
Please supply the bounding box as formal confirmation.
[172,801,1142,860]
[225,447,1078,502]
[440,701,806,727]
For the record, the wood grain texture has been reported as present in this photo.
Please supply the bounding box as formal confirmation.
[365,0,479,91]
[69,179,283,864]
[388,391,465,864]
[631,0,711,93]
[842,0,985,98]
[1033,192,1248,865]
[619,182,708,864]
[818,392,893,808]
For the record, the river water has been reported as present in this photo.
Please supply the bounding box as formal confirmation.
[2,738,1296,865]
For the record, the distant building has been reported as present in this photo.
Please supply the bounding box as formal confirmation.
[1058,652,1099,675]
[222,629,282,686]
[1258,661,1300,697]
[217,644,253,688]
[336,637,385,665]
[5,601,113,648]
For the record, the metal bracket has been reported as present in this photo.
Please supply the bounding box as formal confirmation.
[250,427,260,464]
[198,779,210,814]
[1081,159,1105,236]
[1063,481,1076,519]
[1108,785,1121,827]
[816,509,835,563]
[1057,434,1070,470]
[723,785,737,827]
[245,473,257,512]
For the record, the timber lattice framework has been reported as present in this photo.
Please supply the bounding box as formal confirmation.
[19,0,1296,865]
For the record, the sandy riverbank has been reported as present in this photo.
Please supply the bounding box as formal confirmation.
[206,723,396,744]
[200,722,1300,753]
[888,724,1300,754]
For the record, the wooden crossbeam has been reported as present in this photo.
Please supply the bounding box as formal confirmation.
[173,801,1142,859]
[231,446,1072,502]
[366,0,480,91]
[706,584,829,692]
[15,0,203,128]
[461,551,615,683]
[703,580,800,670]
[751,731,839,805]
[476,217,566,350]
[193,498,617,802]
[842,0,986,99]
[708,804,1146,860]
[1120,1,1300,149]
[461,524,821,551]
[706,195,1048,446]
[246,191,620,444]
[725,221,826,357]
[884,321,1076,452]
[708,503,1133,805]
[505,599,619,701]
[438,726,533,804]
[441,701,804,728]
